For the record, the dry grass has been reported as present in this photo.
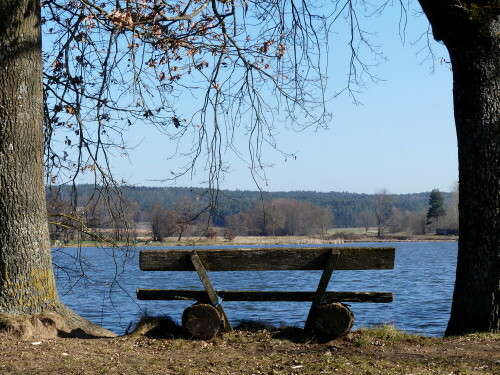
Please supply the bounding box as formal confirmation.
[60,232,458,248]
[350,324,432,347]
[1,324,497,375]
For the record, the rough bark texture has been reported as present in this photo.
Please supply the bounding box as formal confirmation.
[419,0,500,334]
[447,25,500,335]
[0,0,58,315]
[0,0,113,337]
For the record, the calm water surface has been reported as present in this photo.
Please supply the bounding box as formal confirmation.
[52,242,457,336]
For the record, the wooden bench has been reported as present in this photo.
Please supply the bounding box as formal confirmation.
[136,246,395,338]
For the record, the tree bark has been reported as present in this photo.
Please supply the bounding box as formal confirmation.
[419,1,500,334]
[446,29,500,335]
[0,0,58,315]
[0,0,113,337]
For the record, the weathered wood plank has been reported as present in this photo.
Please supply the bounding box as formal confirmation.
[139,247,395,271]
[189,251,232,332]
[136,289,394,303]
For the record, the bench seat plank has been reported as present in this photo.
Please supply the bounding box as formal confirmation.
[139,247,395,271]
[136,289,393,303]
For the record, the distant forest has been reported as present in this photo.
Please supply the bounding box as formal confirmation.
[47,184,446,228]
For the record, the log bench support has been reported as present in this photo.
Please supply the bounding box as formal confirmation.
[137,246,395,339]
[189,251,232,332]
[304,249,339,332]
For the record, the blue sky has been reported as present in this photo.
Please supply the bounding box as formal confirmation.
[106,4,458,194]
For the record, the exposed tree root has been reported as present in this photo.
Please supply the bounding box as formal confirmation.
[0,305,116,340]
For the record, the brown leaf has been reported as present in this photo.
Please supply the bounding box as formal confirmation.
[65,105,76,115]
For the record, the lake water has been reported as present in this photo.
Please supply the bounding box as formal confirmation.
[52,242,457,337]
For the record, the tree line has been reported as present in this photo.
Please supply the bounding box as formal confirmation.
[46,185,458,241]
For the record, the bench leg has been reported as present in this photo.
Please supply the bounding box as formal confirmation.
[304,249,340,332]
[189,251,233,332]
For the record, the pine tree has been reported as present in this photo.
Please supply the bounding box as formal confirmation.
[427,189,446,230]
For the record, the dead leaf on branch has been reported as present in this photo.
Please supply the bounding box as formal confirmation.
[108,9,134,28]
[195,61,208,70]
[259,40,275,54]
[276,44,286,59]
[186,47,199,57]
[65,105,77,115]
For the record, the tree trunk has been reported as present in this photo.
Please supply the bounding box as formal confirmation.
[0,0,113,337]
[0,0,58,315]
[446,31,500,335]
[419,1,500,334]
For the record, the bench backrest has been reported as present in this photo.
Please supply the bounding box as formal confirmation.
[139,247,395,271]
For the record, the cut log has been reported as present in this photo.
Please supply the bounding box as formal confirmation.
[314,302,354,339]
[182,303,223,339]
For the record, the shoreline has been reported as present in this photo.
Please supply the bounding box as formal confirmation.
[52,234,458,248]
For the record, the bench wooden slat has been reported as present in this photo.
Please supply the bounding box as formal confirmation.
[136,289,393,303]
[139,247,395,271]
